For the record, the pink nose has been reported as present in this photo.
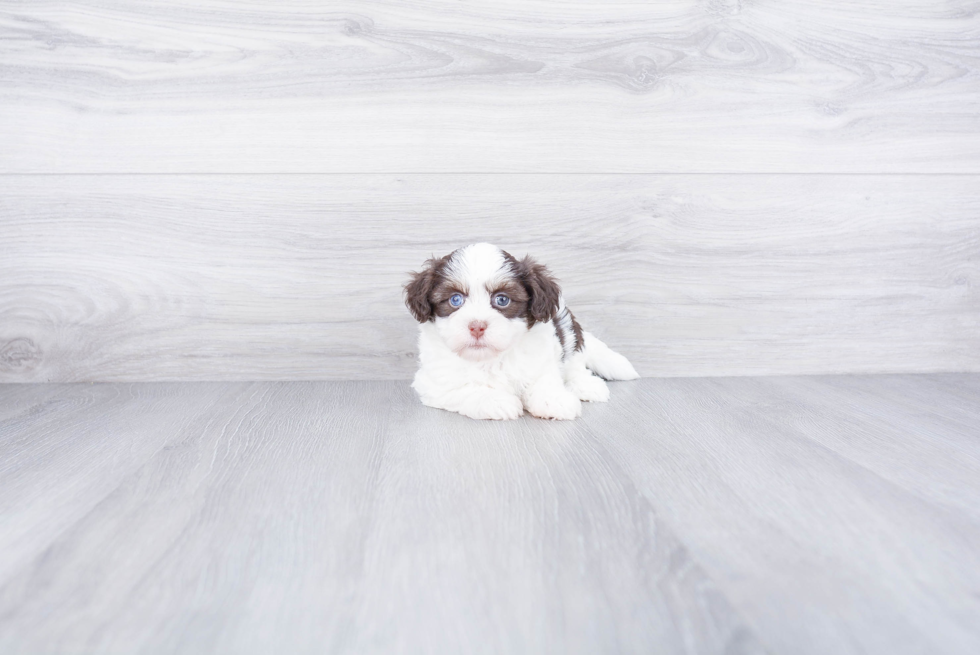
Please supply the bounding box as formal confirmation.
[469,321,487,338]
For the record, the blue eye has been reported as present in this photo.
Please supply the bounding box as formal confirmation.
[449,293,464,307]
[494,294,510,308]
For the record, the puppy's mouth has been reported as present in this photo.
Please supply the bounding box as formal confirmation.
[457,339,499,357]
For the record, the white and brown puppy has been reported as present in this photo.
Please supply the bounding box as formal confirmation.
[404,243,639,420]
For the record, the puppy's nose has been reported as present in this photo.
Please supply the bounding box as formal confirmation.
[468,321,487,338]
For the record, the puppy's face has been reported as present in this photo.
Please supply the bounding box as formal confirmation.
[405,243,561,361]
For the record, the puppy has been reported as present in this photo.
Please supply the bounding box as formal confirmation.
[404,243,639,420]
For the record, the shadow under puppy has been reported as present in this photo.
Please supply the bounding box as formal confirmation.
[405,243,639,420]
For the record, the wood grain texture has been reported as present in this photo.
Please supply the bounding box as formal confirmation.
[589,374,980,655]
[1,174,977,382]
[0,380,767,655]
[1,375,978,653]
[1,0,978,173]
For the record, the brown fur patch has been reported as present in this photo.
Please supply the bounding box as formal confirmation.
[567,309,585,352]
[404,254,453,322]
[487,279,529,320]
[430,275,469,318]
[503,251,562,327]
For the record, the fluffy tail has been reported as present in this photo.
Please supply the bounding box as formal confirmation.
[582,332,640,380]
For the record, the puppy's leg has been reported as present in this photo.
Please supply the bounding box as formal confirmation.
[563,351,610,402]
[416,383,524,420]
[523,371,582,420]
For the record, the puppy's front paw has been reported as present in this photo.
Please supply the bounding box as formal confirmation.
[462,391,524,421]
[566,374,610,403]
[525,389,582,421]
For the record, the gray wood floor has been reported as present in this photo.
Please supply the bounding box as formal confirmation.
[1,375,978,654]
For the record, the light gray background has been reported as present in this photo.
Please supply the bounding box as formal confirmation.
[1,0,978,381]
[2,5,980,653]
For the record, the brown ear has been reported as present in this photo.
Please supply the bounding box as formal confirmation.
[514,255,561,325]
[404,256,445,322]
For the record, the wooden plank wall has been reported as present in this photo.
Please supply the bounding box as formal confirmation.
[1,0,978,381]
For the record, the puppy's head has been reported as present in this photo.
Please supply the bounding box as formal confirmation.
[405,243,561,361]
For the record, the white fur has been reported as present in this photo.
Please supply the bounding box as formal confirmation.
[410,243,639,421]
[582,332,640,382]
